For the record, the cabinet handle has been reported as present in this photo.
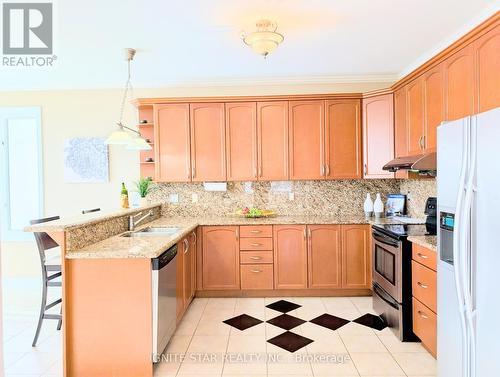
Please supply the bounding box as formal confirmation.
[183,238,189,254]
[321,165,325,176]
[417,252,428,259]
[192,165,196,179]
[326,164,330,176]
[236,228,239,241]
[303,228,307,240]
[253,166,258,178]
[249,256,262,260]
[308,228,312,238]
[250,230,261,234]
[250,269,262,273]
[419,135,425,150]
[250,243,262,247]
[422,135,426,149]
[191,231,197,245]
[417,281,429,289]
[417,310,429,319]
[258,165,262,177]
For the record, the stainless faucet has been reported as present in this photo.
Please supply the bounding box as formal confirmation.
[129,210,154,231]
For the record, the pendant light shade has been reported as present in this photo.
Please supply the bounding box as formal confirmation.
[105,124,133,145]
[125,136,152,150]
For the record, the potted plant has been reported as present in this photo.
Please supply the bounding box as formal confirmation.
[135,177,153,206]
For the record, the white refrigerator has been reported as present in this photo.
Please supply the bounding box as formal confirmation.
[437,107,500,377]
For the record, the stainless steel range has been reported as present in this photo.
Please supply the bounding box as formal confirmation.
[371,197,436,341]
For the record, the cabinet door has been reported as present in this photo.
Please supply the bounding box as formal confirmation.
[423,64,444,152]
[154,104,191,182]
[190,103,226,181]
[394,87,409,179]
[407,78,425,156]
[273,225,307,289]
[226,102,257,181]
[362,94,395,178]
[325,99,362,179]
[176,239,185,319]
[257,102,289,180]
[341,225,371,289]
[202,226,239,290]
[182,238,192,308]
[307,225,342,289]
[289,100,325,180]
[475,25,500,113]
[444,44,475,121]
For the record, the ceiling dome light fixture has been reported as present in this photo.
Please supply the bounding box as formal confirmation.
[105,48,152,151]
[241,19,284,58]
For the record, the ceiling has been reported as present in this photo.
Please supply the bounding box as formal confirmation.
[1,0,498,91]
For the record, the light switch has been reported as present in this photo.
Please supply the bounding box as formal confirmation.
[192,193,198,203]
[168,193,179,203]
[288,192,295,201]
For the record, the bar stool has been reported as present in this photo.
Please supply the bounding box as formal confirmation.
[30,216,62,347]
[81,208,100,214]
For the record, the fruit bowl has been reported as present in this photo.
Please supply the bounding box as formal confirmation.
[234,207,276,218]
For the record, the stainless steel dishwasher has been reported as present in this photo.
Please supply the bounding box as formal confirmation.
[152,244,177,362]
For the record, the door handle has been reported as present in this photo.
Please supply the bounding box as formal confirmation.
[417,281,428,289]
[417,310,429,319]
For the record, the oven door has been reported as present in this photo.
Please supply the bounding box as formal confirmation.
[372,228,402,303]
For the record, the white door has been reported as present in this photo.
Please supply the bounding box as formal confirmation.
[0,107,43,241]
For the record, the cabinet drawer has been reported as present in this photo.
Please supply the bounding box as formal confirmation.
[412,244,437,271]
[240,237,273,251]
[240,250,273,264]
[241,264,274,290]
[412,261,437,312]
[413,297,437,357]
[240,225,272,238]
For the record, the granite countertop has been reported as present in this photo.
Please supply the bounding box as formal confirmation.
[65,215,400,259]
[408,235,437,252]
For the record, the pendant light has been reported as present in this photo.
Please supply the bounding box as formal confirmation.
[105,48,151,151]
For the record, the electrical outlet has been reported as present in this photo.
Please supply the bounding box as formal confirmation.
[288,192,295,201]
[191,193,198,203]
[168,193,179,203]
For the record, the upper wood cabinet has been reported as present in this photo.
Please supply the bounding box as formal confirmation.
[154,104,191,182]
[407,77,425,156]
[202,226,239,290]
[475,24,500,113]
[307,225,342,289]
[423,64,444,152]
[394,87,409,179]
[289,100,325,180]
[362,94,395,179]
[341,224,371,289]
[325,99,362,179]
[257,102,289,180]
[225,102,257,181]
[444,44,475,121]
[190,103,226,182]
[273,225,308,289]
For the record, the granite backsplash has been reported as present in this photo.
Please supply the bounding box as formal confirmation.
[148,180,403,218]
[399,178,437,218]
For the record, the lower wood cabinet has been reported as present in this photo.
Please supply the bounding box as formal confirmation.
[307,225,342,289]
[273,225,308,289]
[202,226,240,290]
[341,224,371,289]
[177,232,196,321]
[413,297,437,357]
[240,264,274,290]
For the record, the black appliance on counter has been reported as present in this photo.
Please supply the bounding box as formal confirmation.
[371,197,437,341]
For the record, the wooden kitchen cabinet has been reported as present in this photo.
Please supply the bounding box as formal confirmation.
[362,94,395,178]
[413,297,437,357]
[394,87,409,179]
[444,43,475,121]
[325,99,362,179]
[187,231,197,302]
[190,103,226,181]
[289,100,325,180]
[307,225,342,289]
[475,24,500,113]
[225,102,258,181]
[407,77,425,156]
[273,225,308,289]
[341,224,371,289]
[154,104,191,182]
[202,226,240,290]
[176,233,196,320]
[423,63,444,152]
[257,101,289,180]
[176,237,186,319]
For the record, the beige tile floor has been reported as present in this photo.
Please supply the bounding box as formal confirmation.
[2,279,436,377]
[154,297,437,377]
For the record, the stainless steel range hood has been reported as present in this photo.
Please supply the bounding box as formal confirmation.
[383,152,436,174]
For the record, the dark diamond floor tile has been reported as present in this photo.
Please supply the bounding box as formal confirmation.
[223,314,263,331]
[267,314,306,330]
[267,331,313,353]
[266,300,301,313]
[353,313,387,331]
[309,313,350,331]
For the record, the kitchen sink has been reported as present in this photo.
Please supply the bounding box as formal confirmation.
[121,227,182,237]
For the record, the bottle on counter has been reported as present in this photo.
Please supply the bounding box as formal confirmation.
[374,193,384,218]
[120,182,129,209]
[364,193,374,219]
